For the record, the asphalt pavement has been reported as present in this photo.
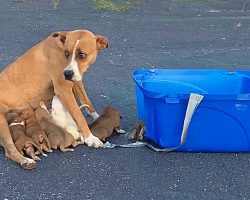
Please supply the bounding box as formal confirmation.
[1,0,250,199]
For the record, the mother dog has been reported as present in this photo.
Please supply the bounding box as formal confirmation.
[0,30,108,169]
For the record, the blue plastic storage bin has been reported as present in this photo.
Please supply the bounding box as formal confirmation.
[133,69,250,152]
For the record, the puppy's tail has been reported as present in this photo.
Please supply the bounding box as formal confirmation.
[25,141,42,161]
[33,141,48,157]
[43,134,52,150]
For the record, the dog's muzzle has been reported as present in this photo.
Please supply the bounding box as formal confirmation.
[64,70,74,81]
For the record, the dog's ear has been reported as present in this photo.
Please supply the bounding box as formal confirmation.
[5,112,13,124]
[96,35,109,50]
[51,32,68,49]
[6,110,20,123]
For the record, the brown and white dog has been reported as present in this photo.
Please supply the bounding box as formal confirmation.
[6,110,42,161]
[89,106,125,141]
[0,30,108,169]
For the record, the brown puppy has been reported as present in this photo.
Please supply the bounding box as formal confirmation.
[89,106,125,141]
[129,120,146,141]
[0,30,108,169]
[6,110,41,161]
[21,109,52,154]
[35,102,77,152]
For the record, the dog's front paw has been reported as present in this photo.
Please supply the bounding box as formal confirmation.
[85,134,103,148]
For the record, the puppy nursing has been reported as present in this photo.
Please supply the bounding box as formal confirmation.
[21,109,52,154]
[6,110,42,161]
[5,99,83,162]
[35,102,77,152]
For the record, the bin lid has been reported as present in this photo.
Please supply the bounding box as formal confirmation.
[133,69,250,100]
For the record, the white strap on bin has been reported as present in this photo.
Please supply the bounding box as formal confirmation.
[103,93,204,152]
[180,93,204,144]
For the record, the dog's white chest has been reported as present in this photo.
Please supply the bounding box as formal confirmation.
[51,96,82,140]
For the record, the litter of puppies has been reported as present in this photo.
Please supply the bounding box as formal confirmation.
[5,96,125,162]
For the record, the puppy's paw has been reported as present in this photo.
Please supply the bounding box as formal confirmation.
[61,148,74,152]
[42,153,48,157]
[21,158,37,170]
[85,134,103,148]
[128,129,137,140]
[116,129,126,134]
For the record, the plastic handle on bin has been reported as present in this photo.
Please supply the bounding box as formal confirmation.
[180,93,204,144]
[224,71,236,75]
[165,97,180,104]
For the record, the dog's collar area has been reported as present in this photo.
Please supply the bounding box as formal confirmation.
[9,121,25,127]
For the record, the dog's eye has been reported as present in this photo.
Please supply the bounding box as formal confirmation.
[64,50,70,59]
[79,52,87,59]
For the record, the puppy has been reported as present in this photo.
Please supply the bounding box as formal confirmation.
[21,109,52,154]
[35,102,77,152]
[129,120,146,141]
[89,106,125,141]
[6,110,42,161]
[51,95,86,143]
